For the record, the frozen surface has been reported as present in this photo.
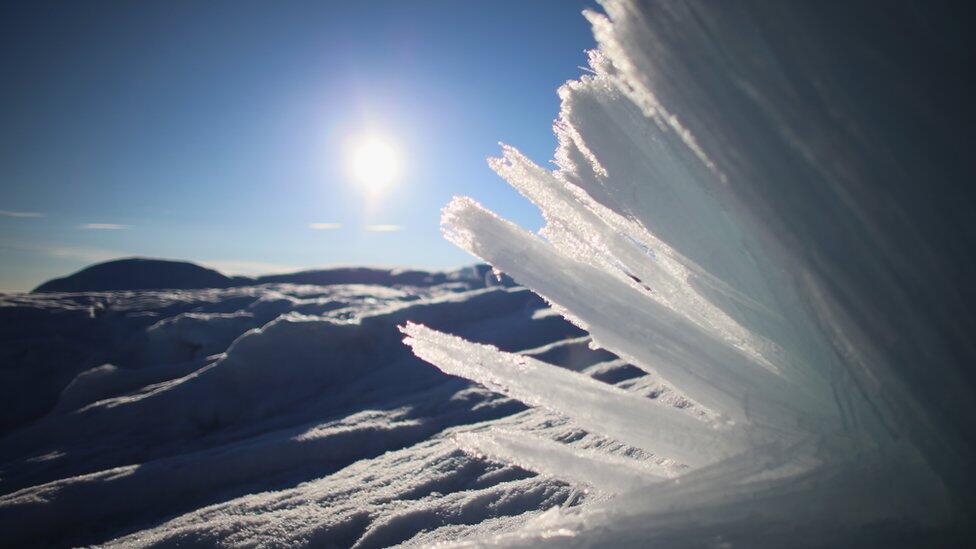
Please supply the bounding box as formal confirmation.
[402,322,732,468]
[3,0,975,546]
[0,266,603,547]
[404,0,976,546]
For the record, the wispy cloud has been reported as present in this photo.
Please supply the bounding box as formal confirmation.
[0,242,133,277]
[45,246,129,263]
[309,222,342,230]
[364,224,403,232]
[79,223,129,230]
[199,259,299,276]
[0,238,130,263]
[0,210,43,218]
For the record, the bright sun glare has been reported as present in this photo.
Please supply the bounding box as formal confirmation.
[348,136,400,193]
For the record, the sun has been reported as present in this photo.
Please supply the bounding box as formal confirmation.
[348,135,400,193]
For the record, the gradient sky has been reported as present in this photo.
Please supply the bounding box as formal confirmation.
[0,0,598,292]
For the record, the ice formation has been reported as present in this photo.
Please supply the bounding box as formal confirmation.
[2,1,973,546]
[404,0,975,545]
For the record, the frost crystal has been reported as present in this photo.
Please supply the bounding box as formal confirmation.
[403,0,974,545]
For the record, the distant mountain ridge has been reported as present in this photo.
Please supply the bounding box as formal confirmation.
[32,257,506,293]
[33,258,238,293]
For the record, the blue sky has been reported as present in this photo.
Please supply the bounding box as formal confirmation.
[0,0,598,292]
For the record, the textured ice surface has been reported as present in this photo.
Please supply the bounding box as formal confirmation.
[3,0,974,546]
[402,322,734,468]
[404,0,976,545]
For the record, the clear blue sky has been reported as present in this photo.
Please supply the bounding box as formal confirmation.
[0,0,598,292]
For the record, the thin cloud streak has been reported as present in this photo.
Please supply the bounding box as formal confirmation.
[79,223,129,230]
[0,239,129,263]
[199,259,300,276]
[45,245,129,263]
[364,224,403,232]
[309,222,342,230]
[0,210,43,218]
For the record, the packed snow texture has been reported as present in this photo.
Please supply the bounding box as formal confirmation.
[1,267,614,546]
[403,0,976,545]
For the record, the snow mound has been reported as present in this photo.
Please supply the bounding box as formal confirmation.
[0,264,499,434]
[0,270,613,546]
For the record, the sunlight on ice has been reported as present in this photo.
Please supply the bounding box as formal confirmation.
[399,0,971,545]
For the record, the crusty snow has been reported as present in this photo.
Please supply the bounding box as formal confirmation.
[1,270,670,547]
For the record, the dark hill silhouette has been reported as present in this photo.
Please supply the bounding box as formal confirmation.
[31,259,512,294]
[33,258,238,293]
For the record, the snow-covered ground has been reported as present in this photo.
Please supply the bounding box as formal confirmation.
[4,0,975,546]
[1,266,676,546]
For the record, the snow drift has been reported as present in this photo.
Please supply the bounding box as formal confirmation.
[0,269,593,546]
